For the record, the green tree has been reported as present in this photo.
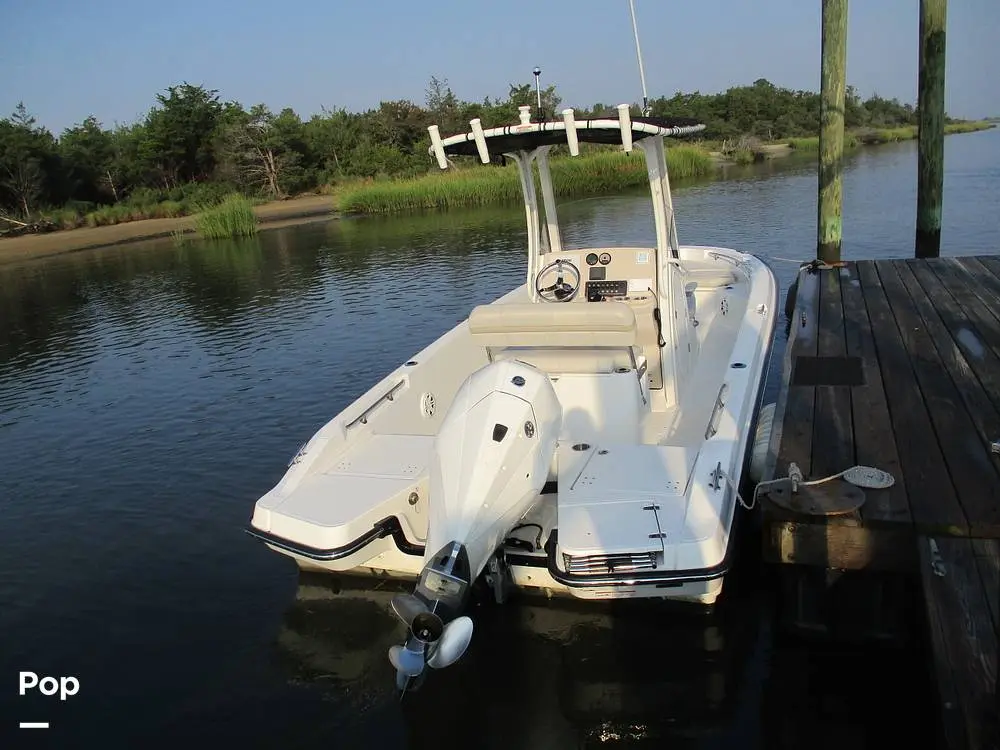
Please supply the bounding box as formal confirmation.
[219,104,309,197]
[142,83,223,187]
[60,116,116,202]
[0,103,60,216]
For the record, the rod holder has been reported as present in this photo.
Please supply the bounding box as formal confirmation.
[617,104,633,152]
[470,119,490,164]
[428,125,447,169]
[562,108,579,156]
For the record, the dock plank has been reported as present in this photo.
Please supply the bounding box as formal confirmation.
[918,260,1000,417]
[811,266,854,479]
[778,270,821,479]
[969,256,1000,307]
[841,264,910,526]
[857,261,966,535]
[942,258,1000,386]
[972,539,1000,632]
[890,261,1000,537]
[919,536,998,750]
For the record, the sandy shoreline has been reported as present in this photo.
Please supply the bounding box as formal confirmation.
[0,195,336,267]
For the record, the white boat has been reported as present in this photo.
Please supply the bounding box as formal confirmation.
[247,103,778,683]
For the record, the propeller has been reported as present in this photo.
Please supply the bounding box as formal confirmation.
[388,643,427,676]
[387,594,475,686]
[427,616,474,669]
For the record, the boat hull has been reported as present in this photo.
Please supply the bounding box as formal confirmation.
[248,245,779,607]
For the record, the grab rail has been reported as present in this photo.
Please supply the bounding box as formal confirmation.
[704,383,730,439]
[707,251,753,280]
[707,251,741,266]
[345,380,406,430]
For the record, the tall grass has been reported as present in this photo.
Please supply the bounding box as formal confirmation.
[945,120,995,134]
[786,133,859,151]
[786,137,819,151]
[855,121,992,145]
[727,149,757,165]
[193,194,258,239]
[337,147,713,214]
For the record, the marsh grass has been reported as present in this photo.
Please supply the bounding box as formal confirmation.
[786,133,859,150]
[337,147,713,214]
[193,194,258,239]
[727,148,757,165]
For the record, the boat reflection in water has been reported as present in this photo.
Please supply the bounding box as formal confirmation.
[275,571,765,747]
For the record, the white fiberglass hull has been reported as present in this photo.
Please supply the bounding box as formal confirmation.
[248,246,778,606]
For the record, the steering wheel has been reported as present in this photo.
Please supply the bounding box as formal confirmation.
[534,258,581,302]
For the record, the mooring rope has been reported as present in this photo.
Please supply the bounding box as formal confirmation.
[722,461,896,512]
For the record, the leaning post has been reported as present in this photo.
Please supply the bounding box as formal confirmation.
[916,0,947,259]
[817,0,848,263]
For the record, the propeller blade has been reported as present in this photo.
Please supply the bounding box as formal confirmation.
[388,644,426,677]
[390,593,428,626]
[427,616,474,669]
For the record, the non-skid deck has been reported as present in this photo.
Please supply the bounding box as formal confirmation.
[763,255,1000,750]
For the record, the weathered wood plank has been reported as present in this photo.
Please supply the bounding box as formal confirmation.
[922,260,1000,417]
[892,260,1000,537]
[972,538,1000,632]
[857,261,966,534]
[919,536,998,750]
[775,269,821,479]
[942,257,1000,370]
[957,257,1000,303]
[841,264,910,526]
[761,268,822,565]
[812,267,854,479]
[970,255,1000,302]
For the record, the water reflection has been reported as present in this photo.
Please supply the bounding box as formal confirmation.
[276,571,762,748]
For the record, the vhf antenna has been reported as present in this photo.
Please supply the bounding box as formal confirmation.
[628,0,650,116]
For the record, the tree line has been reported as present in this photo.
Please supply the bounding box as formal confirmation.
[0,77,925,219]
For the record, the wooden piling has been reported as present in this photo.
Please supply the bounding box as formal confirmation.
[916,0,948,259]
[818,0,848,263]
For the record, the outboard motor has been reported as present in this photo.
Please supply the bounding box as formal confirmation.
[388,359,561,689]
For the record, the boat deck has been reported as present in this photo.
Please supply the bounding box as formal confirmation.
[762,256,1000,750]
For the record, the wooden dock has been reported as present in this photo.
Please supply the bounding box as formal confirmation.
[762,256,999,749]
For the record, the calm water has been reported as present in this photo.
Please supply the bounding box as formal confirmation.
[1,127,998,749]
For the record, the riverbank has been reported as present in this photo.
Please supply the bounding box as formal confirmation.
[1,121,993,265]
[0,195,336,266]
[336,121,996,214]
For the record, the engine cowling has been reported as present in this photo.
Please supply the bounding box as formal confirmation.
[388,359,562,686]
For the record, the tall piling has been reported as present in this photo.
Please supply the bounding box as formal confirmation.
[818,0,848,263]
[916,0,947,258]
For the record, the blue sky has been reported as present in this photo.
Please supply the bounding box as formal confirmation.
[1,0,996,134]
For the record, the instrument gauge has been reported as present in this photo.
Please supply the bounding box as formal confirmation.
[585,253,599,266]
[599,252,612,265]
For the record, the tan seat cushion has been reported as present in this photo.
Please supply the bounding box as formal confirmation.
[468,301,637,348]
